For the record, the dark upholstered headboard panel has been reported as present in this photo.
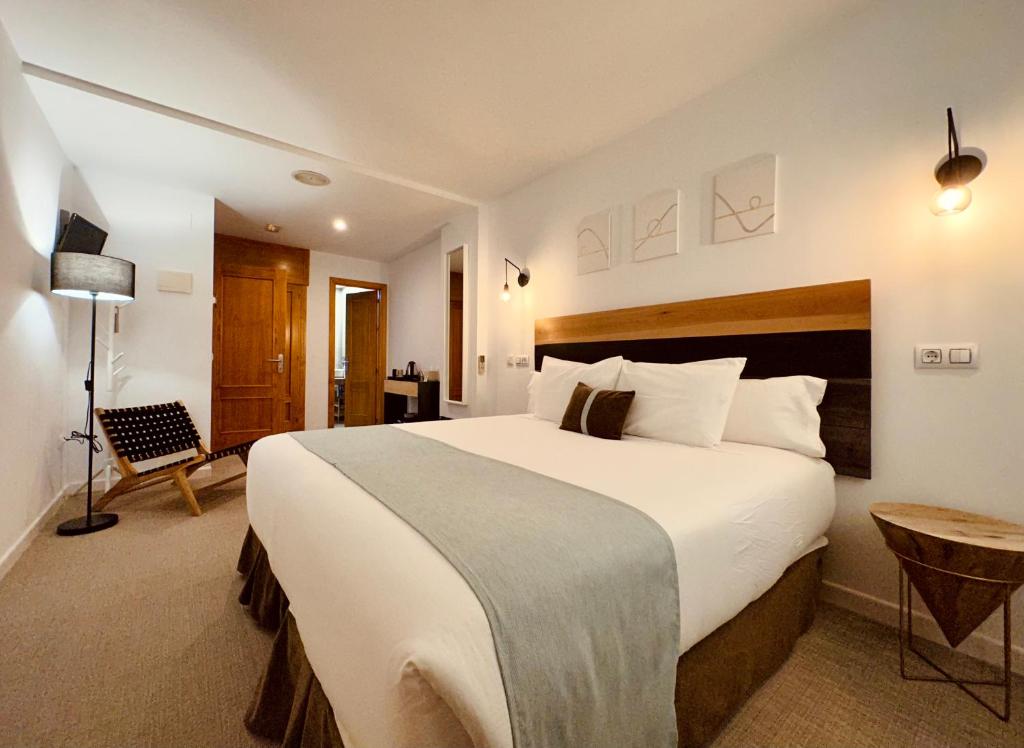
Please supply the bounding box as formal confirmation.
[534,280,871,478]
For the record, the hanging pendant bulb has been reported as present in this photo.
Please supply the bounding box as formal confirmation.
[501,283,511,302]
[930,107,984,217]
[930,185,972,216]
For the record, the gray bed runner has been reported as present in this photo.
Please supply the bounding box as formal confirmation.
[291,426,679,748]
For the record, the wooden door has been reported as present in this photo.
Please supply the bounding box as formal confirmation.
[212,264,289,449]
[344,290,380,426]
[213,235,308,448]
[283,284,306,431]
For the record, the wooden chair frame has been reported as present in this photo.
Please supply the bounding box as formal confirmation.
[94,401,254,516]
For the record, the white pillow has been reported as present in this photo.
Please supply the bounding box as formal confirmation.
[722,376,827,457]
[617,358,746,447]
[532,356,624,422]
[526,371,540,414]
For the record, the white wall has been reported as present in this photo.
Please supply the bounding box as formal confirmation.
[0,22,101,573]
[387,209,481,418]
[441,210,480,418]
[388,236,445,383]
[305,249,387,430]
[63,171,215,486]
[477,0,1024,666]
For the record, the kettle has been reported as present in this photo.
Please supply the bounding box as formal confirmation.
[406,361,417,378]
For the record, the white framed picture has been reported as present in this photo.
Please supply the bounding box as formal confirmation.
[577,208,612,274]
[712,154,776,244]
[632,189,680,262]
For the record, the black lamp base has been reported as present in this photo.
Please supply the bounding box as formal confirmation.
[56,513,119,536]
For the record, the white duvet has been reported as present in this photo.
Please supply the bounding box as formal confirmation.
[246,414,836,748]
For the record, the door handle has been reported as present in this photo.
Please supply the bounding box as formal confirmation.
[267,353,284,373]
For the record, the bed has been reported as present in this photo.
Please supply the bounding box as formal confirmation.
[238,280,871,747]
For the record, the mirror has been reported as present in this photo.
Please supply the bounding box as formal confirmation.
[446,246,466,403]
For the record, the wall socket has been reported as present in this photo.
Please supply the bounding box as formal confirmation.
[914,343,978,369]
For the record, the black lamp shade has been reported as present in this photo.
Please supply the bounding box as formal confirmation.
[51,252,135,302]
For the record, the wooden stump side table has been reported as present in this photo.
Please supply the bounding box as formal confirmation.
[870,502,1024,721]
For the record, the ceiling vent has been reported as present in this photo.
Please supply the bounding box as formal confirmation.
[292,170,331,187]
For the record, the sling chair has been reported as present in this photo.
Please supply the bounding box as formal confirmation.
[94,401,255,516]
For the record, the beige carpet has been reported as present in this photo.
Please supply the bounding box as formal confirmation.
[1,467,1021,748]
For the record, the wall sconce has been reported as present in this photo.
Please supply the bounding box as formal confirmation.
[931,107,985,216]
[501,258,530,302]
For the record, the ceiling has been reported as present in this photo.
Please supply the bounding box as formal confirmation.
[25,74,469,260]
[2,0,867,258]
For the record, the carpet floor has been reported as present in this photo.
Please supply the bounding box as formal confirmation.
[0,467,1021,747]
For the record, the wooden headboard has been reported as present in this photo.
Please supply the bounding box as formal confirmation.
[534,280,871,478]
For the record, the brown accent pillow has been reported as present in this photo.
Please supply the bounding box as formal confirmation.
[559,382,635,440]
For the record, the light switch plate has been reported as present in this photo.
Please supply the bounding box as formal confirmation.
[914,343,978,369]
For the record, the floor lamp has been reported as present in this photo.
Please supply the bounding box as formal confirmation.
[51,251,136,536]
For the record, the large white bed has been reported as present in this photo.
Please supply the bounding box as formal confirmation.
[246,413,836,748]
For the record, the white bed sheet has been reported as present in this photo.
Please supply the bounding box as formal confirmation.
[246,414,836,748]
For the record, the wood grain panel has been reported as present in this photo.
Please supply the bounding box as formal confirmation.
[214,233,310,286]
[327,278,388,427]
[344,290,380,427]
[871,503,1024,646]
[212,265,286,449]
[535,279,870,345]
[284,284,306,431]
[213,235,308,448]
[533,280,872,478]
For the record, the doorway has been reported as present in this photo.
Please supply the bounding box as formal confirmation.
[328,277,387,427]
[212,235,308,450]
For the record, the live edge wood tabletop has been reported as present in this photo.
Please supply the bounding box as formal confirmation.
[869,501,1024,720]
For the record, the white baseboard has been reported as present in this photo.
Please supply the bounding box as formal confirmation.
[822,578,1023,675]
[0,485,69,583]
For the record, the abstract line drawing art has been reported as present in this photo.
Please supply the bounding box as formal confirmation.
[713,154,776,244]
[633,189,680,262]
[577,208,612,274]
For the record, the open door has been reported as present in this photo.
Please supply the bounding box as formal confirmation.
[343,290,381,426]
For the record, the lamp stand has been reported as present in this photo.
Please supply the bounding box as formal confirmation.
[57,292,118,536]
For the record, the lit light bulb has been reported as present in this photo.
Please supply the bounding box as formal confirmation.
[332,217,348,232]
[500,283,511,302]
[930,185,972,216]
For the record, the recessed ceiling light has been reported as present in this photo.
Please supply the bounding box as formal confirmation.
[264,223,281,233]
[292,170,331,187]
[332,218,348,232]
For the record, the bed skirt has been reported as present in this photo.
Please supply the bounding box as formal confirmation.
[237,527,824,748]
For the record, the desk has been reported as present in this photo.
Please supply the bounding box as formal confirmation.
[384,379,439,423]
[384,379,419,397]
[870,502,1024,720]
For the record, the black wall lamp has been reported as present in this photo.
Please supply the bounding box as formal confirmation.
[501,258,530,302]
[931,107,985,216]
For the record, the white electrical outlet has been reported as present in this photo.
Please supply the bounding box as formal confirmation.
[515,354,530,367]
[914,343,978,369]
[506,355,515,368]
